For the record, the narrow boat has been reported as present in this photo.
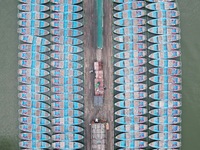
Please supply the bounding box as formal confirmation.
[19,100,50,109]
[51,93,83,101]
[51,36,83,45]
[114,51,147,59]
[18,52,50,60]
[149,75,181,83]
[114,1,145,11]
[148,10,180,18]
[114,10,146,19]
[149,116,181,124]
[51,61,83,69]
[113,0,135,3]
[50,53,83,61]
[149,67,181,75]
[115,100,147,108]
[19,116,50,125]
[149,108,182,116]
[52,125,83,133]
[51,69,83,77]
[114,58,147,68]
[19,108,50,117]
[51,0,83,4]
[18,76,49,85]
[114,26,146,34]
[18,60,50,69]
[52,142,84,149]
[51,20,83,29]
[19,35,50,45]
[115,116,147,124]
[114,75,147,84]
[19,124,50,133]
[51,101,83,109]
[51,77,83,85]
[114,34,146,43]
[114,43,147,50]
[18,68,49,77]
[18,12,49,20]
[18,85,50,93]
[19,141,50,149]
[148,26,180,35]
[115,108,147,116]
[114,18,146,26]
[17,4,49,12]
[18,44,50,52]
[51,4,82,12]
[51,44,83,53]
[52,117,84,125]
[116,132,148,140]
[146,2,177,10]
[115,140,147,149]
[149,92,182,100]
[149,124,181,133]
[149,60,181,67]
[19,0,49,4]
[148,43,180,51]
[148,34,181,43]
[51,85,83,93]
[114,67,147,76]
[19,133,50,141]
[146,0,174,2]
[52,109,83,117]
[115,124,148,132]
[115,92,147,100]
[17,28,49,36]
[149,51,181,59]
[18,92,50,101]
[18,20,49,28]
[149,101,182,108]
[149,83,182,91]
[52,133,84,141]
[115,83,147,92]
[50,13,83,20]
[149,133,181,141]
[51,28,83,36]
[148,18,180,26]
[149,141,181,149]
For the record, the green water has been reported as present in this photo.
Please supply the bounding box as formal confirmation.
[0,0,200,149]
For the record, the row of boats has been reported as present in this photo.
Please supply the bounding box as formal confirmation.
[18,0,84,149]
[113,0,181,149]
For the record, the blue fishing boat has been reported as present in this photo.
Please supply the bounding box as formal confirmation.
[146,2,177,10]
[19,100,50,109]
[114,67,147,76]
[52,142,84,149]
[18,60,50,69]
[19,124,50,133]
[116,132,148,140]
[149,67,181,75]
[149,91,182,100]
[51,61,83,69]
[114,75,147,84]
[18,76,49,85]
[148,18,179,26]
[52,77,83,85]
[114,51,147,59]
[19,35,50,45]
[149,101,182,108]
[148,26,180,34]
[114,34,146,42]
[146,0,174,2]
[148,10,180,18]
[149,116,181,124]
[18,52,50,60]
[18,4,49,12]
[114,10,146,18]
[51,93,83,101]
[19,108,50,117]
[113,0,134,3]
[52,125,83,133]
[19,141,50,149]
[115,108,147,116]
[115,140,147,149]
[51,28,83,36]
[114,18,146,26]
[18,68,49,77]
[19,116,50,125]
[115,100,147,108]
[115,92,147,100]
[51,20,83,29]
[149,141,181,149]
[51,101,83,109]
[51,0,83,4]
[51,44,83,53]
[114,1,145,11]
[52,109,83,117]
[50,12,83,20]
[51,36,83,45]
[114,43,147,50]
[51,85,83,93]
[149,108,182,116]
[149,133,181,141]
[19,44,50,52]
[19,0,49,4]
[50,53,83,61]
[52,133,84,141]
[149,124,181,133]
[18,12,49,19]
[18,20,49,28]
[115,124,148,132]
[149,60,181,67]
[149,83,181,91]
[18,85,50,93]
[18,92,50,101]
[51,4,82,12]
[52,117,84,125]
[149,75,181,83]
[115,83,147,92]
[148,34,181,43]
[17,27,49,36]
[114,26,146,34]
[51,69,83,77]
[114,58,147,68]
[148,43,180,51]
[115,116,147,124]
[149,51,181,59]
[19,132,51,141]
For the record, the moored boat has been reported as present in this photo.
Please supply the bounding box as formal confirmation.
[52,109,83,117]
[115,100,147,108]
[115,124,148,132]
[19,108,50,117]
[147,18,179,26]
[146,2,177,10]
[148,34,181,43]
[148,10,180,18]
[114,43,147,50]
[51,117,84,125]
[18,85,50,93]
[149,51,181,59]
[114,58,147,68]
[51,77,83,85]
[19,116,50,125]
[50,53,83,61]
[51,36,83,45]
[18,12,49,19]
[51,28,83,36]
[114,51,147,59]
[149,141,181,149]
[115,140,147,149]
[51,44,83,53]
[51,0,83,4]
[114,66,147,76]
[52,142,84,149]
[18,92,50,101]
[114,26,146,34]
[52,133,84,141]
[149,92,182,100]
[18,60,50,69]
[19,132,50,141]
[18,68,49,77]
[149,108,182,116]
[114,75,147,84]
[19,141,50,149]
[114,18,146,26]
[115,92,147,100]
[149,101,182,108]
[51,85,83,93]
[114,34,146,43]
[115,83,147,92]
[52,125,83,133]
[51,101,83,109]
[19,35,50,45]
[148,43,180,51]
[149,60,181,67]
[116,132,148,140]
[115,108,147,116]
[149,67,181,75]
[148,26,180,35]
[18,4,49,12]
[149,132,181,141]
[19,100,50,109]
[51,93,83,101]
[18,76,49,85]
[17,27,49,36]
[114,1,145,11]
[51,69,83,77]
[149,116,181,124]
[51,20,83,29]
[19,124,50,133]
[51,61,83,69]
[149,75,181,83]
[19,0,49,4]
[115,116,147,124]
[149,124,181,133]
[18,44,50,52]
[146,0,174,2]
[50,12,83,20]
[18,20,49,28]
[51,4,82,12]
[18,52,50,60]
[149,83,181,91]
[114,10,146,18]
